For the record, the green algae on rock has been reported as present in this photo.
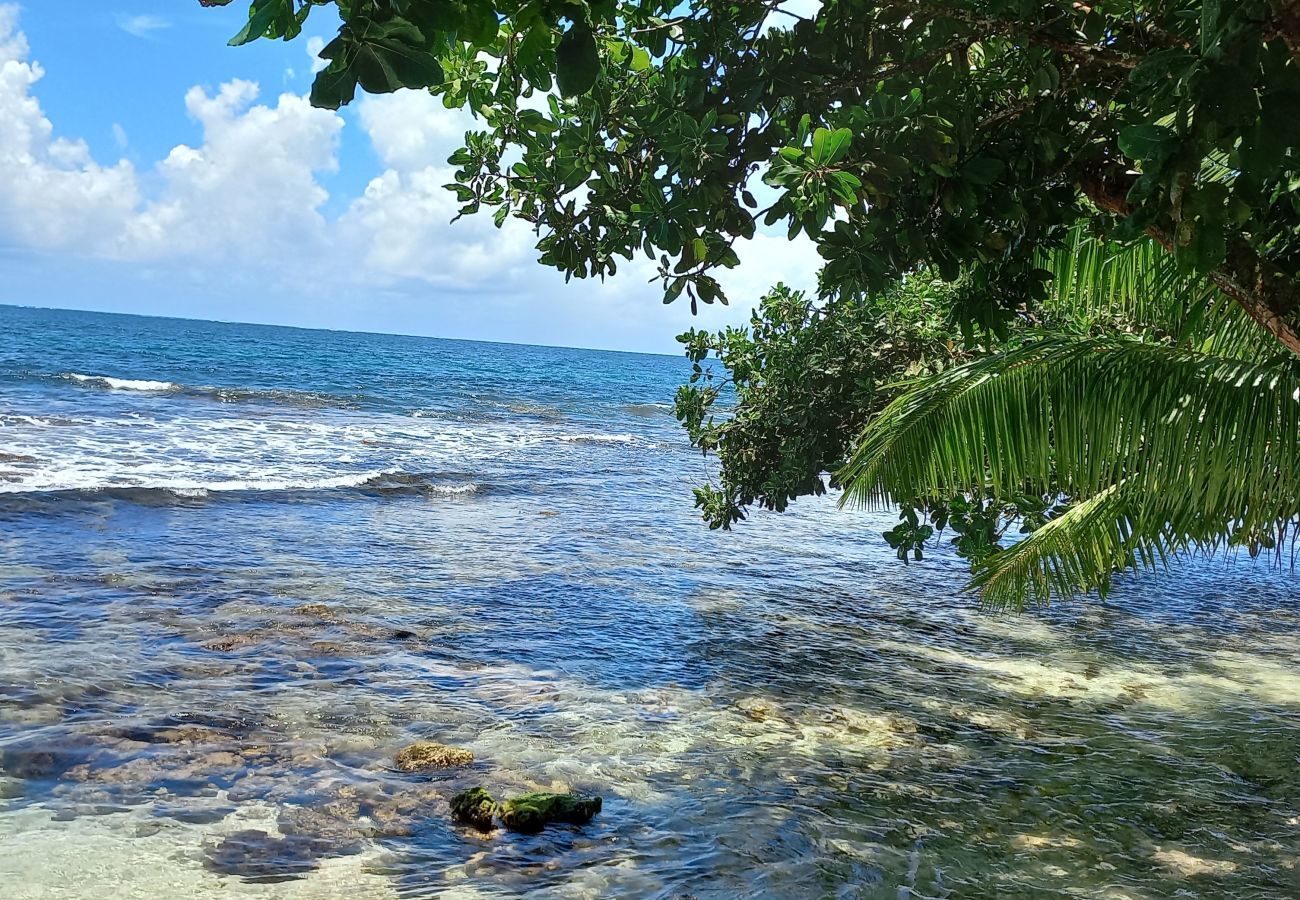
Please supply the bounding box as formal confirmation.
[497,792,602,834]
[393,741,473,772]
[450,787,496,832]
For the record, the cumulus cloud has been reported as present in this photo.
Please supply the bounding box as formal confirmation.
[0,5,819,350]
[0,16,141,251]
[125,79,341,263]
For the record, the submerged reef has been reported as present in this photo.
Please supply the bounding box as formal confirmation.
[393,742,474,772]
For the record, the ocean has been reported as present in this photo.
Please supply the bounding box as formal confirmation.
[1,303,1297,898]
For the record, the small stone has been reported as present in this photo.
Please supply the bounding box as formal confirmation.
[450,787,496,832]
[293,603,342,622]
[393,741,473,772]
[202,633,263,652]
[497,792,602,834]
[735,698,771,722]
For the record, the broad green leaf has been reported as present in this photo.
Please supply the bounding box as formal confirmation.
[556,23,599,97]
[229,0,290,46]
[811,127,852,165]
[310,60,358,110]
[962,156,1004,185]
[1118,123,1175,161]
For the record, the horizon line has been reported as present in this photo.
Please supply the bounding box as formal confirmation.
[0,301,683,360]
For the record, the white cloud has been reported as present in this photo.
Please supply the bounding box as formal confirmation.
[0,5,821,351]
[0,23,142,250]
[306,36,328,74]
[125,79,341,263]
[357,89,469,172]
[116,14,170,40]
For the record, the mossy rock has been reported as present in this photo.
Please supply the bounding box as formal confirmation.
[450,787,496,832]
[394,741,473,772]
[497,792,602,834]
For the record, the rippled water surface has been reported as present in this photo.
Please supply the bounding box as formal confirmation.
[1,305,1298,898]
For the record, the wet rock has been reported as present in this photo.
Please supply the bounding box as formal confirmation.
[0,777,24,799]
[225,774,284,803]
[363,785,446,837]
[293,603,342,621]
[394,741,473,772]
[0,704,64,726]
[735,698,771,722]
[111,723,230,745]
[450,787,497,832]
[202,633,265,652]
[0,747,75,780]
[153,801,236,825]
[278,805,366,855]
[69,749,247,792]
[497,792,602,834]
[1153,847,1238,877]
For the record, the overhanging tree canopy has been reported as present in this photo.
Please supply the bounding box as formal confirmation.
[210,0,1300,606]
[212,0,1300,349]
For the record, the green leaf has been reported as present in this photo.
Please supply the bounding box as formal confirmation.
[811,127,852,165]
[962,156,1004,185]
[1118,123,1175,161]
[229,0,289,46]
[556,23,600,97]
[310,59,358,110]
[1196,66,1258,127]
[351,20,445,96]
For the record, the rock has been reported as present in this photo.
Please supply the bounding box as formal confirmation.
[735,698,771,722]
[450,787,496,832]
[292,603,340,620]
[277,805,366,855]
[497,792,602,834]
[226,774,285,803]
[393,741,473,772]
[202,633,265,652]
[363,785,446,837]
[0,747,74,779]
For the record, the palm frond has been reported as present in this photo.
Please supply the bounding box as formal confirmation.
[967,480,1279,609]
[839,336,1300,604]
[1035,229,1272,360]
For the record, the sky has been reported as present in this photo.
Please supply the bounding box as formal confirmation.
[0,2,821,353]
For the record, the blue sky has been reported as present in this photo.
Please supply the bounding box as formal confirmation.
[0,3,818,352]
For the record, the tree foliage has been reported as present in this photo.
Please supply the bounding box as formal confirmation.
[213,0,1300,343]
[211,0,1300,605]
[840,334,1300,605]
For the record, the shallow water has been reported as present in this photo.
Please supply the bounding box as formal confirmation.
[1,305,1298,898]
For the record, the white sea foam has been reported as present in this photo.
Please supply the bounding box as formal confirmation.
[555,432,640,445]
[0,397,648,501]
[66,373,179,392]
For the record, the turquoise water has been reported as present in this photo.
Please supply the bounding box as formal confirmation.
[0,304,1298,898]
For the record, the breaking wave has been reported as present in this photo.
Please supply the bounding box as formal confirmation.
[65,373,179,392]
[0,470,481,505]
[58,373,361,409]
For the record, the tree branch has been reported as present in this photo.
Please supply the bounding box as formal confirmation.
[1078,164,1300,356]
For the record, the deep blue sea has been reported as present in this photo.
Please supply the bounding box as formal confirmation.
[1,304,1298,898]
